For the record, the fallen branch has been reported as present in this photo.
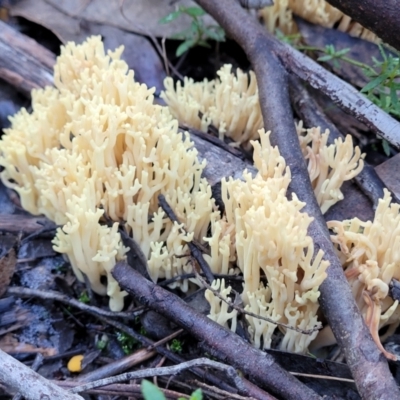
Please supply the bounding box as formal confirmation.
[112,261,321,400]
[70,358,242,394]
[194,1,400,399]
[0,349,84,400]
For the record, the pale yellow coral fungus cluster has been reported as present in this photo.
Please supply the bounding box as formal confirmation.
[162,64,262,149]
[297,122,365,214]
[206,130,329,353]
[260,0,379,43]
[0,36,222,311]
[162,65,364,214]
[324,191,400,360]
[0,35,371,357]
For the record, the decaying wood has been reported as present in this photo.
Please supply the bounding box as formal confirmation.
[194,1,400,399]
[0,21,54,95]
[325,0,400,51]
[0,348,84,400]
[113,261,321,400]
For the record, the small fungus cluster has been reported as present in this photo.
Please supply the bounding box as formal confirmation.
[259,0,379,43]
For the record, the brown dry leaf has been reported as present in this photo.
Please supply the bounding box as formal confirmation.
[11,0,214,38]
[0,334,57,356]
[0,242,16,297]
[9,0,166,91]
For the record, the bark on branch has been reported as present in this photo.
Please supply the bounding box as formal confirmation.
[194,1,400,399]
[0,349,84,400]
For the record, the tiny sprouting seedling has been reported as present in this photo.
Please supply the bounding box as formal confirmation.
[141,380,203,400]
[96,339,108,351]
[360,44,400,119]
[116,331,138,354]
[160,6,225,57]
[78,290,90,304]
[277,36,400,157]
[317,43,400,156]
[170,338,183,353]
[317,44,351,69]
[96,334,109,351]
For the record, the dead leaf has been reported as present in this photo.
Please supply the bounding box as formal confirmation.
[9,0,166,91]
[11,0,215,38]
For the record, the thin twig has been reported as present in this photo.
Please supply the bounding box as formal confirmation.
[290,371,355,383]
[6,287,143,321]
[159,272,245,287]
[193,266,321,335]
[70,358,238,393]
[158,194,215,284]
[58,380,189,398]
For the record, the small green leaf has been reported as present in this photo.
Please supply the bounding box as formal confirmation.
[318,54,334,62]
[197,40,211,48]
[335,47,350,57]
[183,7,206,17]
[390,84,399,109]
[159,10,182,24]
[361,72,391,93]
[141,380,167,400]
[204,27,225,42]
[378,43,388,63]
[176,39,197,57]
[189,389,203,400]
[382,139,391,157]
